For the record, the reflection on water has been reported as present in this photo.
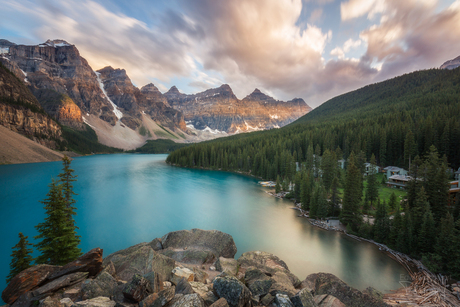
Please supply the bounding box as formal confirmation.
[0,154,406,297]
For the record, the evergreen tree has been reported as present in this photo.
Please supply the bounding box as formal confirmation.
[389,206,402,248]
[373,200,390,243]
[58,155,78,221]
[294,172,302,200]
[340,152,363,231]
[435,213,460,277]
[423,146,449,222]
[34,179,81,265]
[330,176,340,216]
[365,154,379,209]
[275,175,281,193]
[404,130,417,169]
[6,233,34,283]
[388,192,398,212]
[300,171,313,211]
[418,207,436,255]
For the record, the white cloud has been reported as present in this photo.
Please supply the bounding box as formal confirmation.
[341,0,386,20]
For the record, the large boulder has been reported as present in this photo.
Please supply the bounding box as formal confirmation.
[244,268,273,297]
[159,229,237,263]
[103,244,175,282]
[2,264,60,304]
[213,275,251,307]
[237,251,300,288]
[175,278,194,295]
[47,248,103,280]
[290,288,317,307]
[39,296,62,307]
[303,273,389,307]
[143,271,163,293]
[123,274,154,302]
[80,271,118,300]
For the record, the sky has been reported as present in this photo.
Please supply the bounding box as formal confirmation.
[1,0,459,108]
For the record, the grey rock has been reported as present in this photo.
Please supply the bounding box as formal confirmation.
[303,273,388,307]
[275,294,294,307]
[160,229,237,263]
[215,258,238,276]
[73,297,116,307]
[81,271,118,300]
[269,272,297,297]
[148,238,163,251]
[202,291,218,306]
[244,268,273,297]
[191,267,209,284]
[159,250,216,265]
[237,251,300,288]
[60,298,73,307]
[139,286,175,307]
[143,272,163,293]
[48,248,103,281]
[102,262,117,278]
[122,274,153,302]
[290,288,317,307]
[171,268,194,285]
[103,245,175,282]
[209,298,229,307]
[39,297,61,307]
[260,293,274,306]
[213,275,251,307]
[189,282,209,297]
[169,293,205,307]
[313,295,345,307]
[32,272,88,297]
[175,278,194,295]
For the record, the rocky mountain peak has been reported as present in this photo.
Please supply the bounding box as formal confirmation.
[167,86,180,94]
[440,55,460,70]
[42,39,73,48]
[243,88,276,103]
[0,39,16,47]
[140,83,160,93]
[252,88,262,94]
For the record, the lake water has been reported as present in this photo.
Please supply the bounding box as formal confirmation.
[0,154,406,300]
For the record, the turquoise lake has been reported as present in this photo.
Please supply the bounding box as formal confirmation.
[0,154,407,299]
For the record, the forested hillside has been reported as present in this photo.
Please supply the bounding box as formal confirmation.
[166,67,460,279]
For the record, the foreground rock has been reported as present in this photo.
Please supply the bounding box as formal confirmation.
[303,273,388,307]
[213,274,251,307]
[159,229,237,264]
[2,229,405,307]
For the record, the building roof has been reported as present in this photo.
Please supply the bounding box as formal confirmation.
[388,175,412,182]
[384,166,405,172]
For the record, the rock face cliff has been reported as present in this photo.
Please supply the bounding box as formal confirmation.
[96,66,186,132]
[2,229,393,307]
[0,62,62,148]
[165,85,311,133]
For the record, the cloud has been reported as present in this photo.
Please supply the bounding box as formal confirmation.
[341,0,386,21]
[1,0,460,108]
[359,0,460,79]
[309,8,323,23]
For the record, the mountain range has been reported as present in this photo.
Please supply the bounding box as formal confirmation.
[0,39,310,151]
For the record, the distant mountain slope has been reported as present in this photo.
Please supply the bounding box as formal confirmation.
[167,67,460,172]
[164,84,310,133]
[440,55,460,70]
[0,125,63,164]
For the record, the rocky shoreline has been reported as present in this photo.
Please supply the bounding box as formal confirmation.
[2,229,392,307]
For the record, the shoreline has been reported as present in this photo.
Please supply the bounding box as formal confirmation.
[264,187,460,306]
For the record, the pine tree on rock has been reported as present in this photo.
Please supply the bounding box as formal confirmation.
[6,233,34,284]
[34,179,81,265]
